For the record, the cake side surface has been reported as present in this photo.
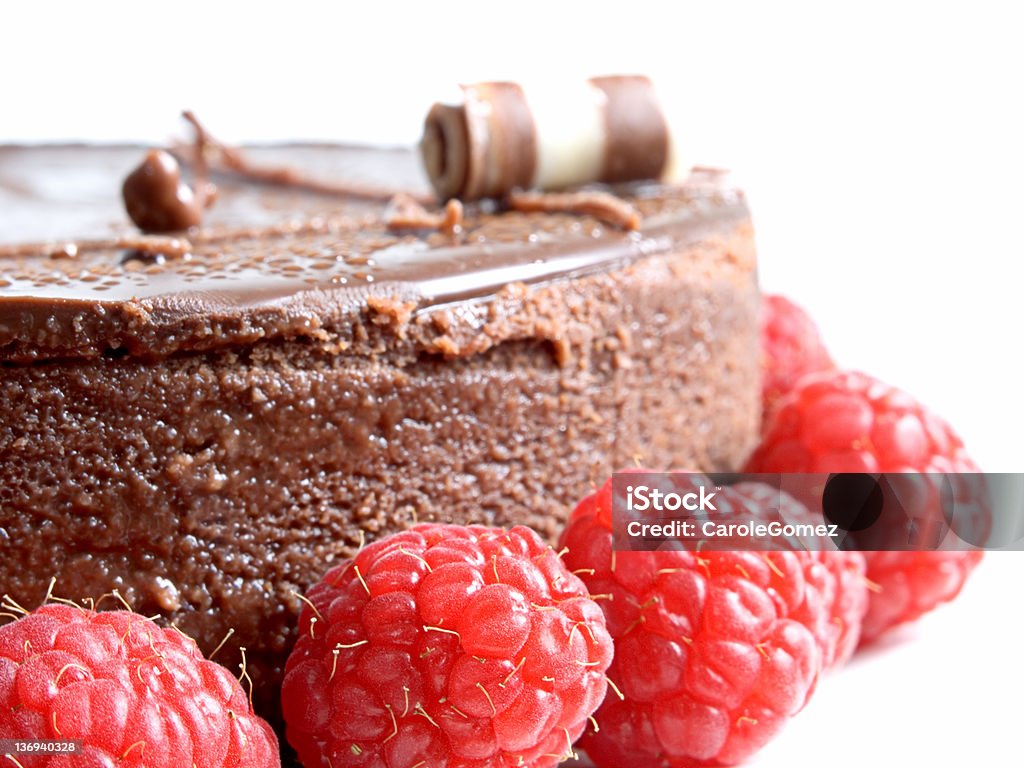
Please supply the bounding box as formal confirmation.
[0,144,759,725]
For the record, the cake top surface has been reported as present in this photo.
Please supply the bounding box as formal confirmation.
[0,144,748,362]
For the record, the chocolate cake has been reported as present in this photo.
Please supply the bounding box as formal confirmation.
[0,142,759,724]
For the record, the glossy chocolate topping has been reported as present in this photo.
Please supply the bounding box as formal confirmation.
[0,144,744,363]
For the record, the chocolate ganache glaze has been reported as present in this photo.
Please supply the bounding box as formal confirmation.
[0,144,759,727]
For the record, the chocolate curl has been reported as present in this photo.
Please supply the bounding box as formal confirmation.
[420,76,677,202]
[421,83,537,201]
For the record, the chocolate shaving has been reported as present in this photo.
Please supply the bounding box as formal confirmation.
[385,193,463,234]
[181,112,434,205]
[507,190,642,231]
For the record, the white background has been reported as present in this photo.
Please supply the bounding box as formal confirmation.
[3,2,1022,765]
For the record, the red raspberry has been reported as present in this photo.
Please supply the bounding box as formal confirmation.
[0,603,279,768]
[744,369,984,643]
[729,482,868,669]
[559,474,864,767]
[760,294,834,429]
[858,550,983,643]
[281,524,613,768]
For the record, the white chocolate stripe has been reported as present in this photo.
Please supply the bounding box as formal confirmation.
[525,82,607,190]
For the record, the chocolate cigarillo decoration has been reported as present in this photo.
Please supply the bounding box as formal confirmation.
[421,75,680,201]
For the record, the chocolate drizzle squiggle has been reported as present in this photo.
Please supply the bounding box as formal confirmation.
[180,112,434,205]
